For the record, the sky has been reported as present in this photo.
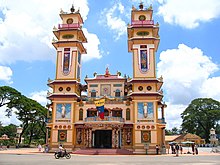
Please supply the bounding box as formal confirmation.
[0,0,220,129]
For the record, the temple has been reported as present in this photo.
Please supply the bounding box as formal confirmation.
[46,3,166,154]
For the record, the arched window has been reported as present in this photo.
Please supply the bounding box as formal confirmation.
[79,109,83,120]
[126,108,130,120]
[115,89,121,97]
[91,89,96,98]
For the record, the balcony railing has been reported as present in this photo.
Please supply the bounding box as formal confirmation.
[131,20,154,27]
[85,116,125,122]
[58,23,80,29]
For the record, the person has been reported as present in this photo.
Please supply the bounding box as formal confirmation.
[180,144,183,154]
[195,144,198,155]
[44,144,49,153]
[38,144,42,152]
[192,143,195,155]
[156,145,159,155]
[171,144,174,154]
[59,144,64,156]
[175,144,180,156]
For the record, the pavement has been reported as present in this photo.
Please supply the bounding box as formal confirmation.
[0,147,219,156]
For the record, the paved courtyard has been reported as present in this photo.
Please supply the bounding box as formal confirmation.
[0,147,219,165]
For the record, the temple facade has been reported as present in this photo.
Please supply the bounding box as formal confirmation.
[47,3,166,154]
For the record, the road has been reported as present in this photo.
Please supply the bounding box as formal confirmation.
[0,153,219,165]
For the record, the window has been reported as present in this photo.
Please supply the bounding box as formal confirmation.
[113,84,122,87]
[77,65,80,79]
[87,111,97,117]
[112,110,122,117]
[138,86,143,91]
[115,89,121,97]
[90,84,98,87]
[139,45,148,72]
[63,48,71,75]
[126,108,130,120]
[104,109,109,116]
[79,109,83,120]
[91,90,96,98]
[78,51,81,64]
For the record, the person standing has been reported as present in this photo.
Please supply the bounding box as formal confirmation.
[38,144,42,152]
[156,145,159,155]
[192,143,195,155]
[175,144,180,156]
[195,144,198,155]
[180,144,183,154]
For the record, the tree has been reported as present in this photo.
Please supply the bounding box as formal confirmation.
[165,127,182,135]
[0,86,21,116]
[10,95,47,145]
[0,86,47,145]
[181,98,220,142]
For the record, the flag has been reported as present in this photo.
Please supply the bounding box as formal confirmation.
[94,99,105,119]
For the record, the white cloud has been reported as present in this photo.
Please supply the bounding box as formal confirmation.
[0,65,13,84]
[164,103,187,129]
[158,44,220,128]
[201,77,220,101]
[157,0,220,28]
[0,106,21,126]
[82,28,102,62]
[158,44,218,105]
[29,90,48,106]
[0,0,101,64]
[99,2,127,40]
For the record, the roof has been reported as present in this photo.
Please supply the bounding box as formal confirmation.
[85,67,127,82]
[165,135,181,142]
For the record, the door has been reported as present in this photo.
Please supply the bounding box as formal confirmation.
[94,130,112,148]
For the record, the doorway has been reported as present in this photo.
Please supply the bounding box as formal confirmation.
[94,130,112,148]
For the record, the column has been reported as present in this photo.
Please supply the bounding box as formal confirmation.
[112,129,115,148]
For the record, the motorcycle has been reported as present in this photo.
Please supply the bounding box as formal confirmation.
[54,149,71,159]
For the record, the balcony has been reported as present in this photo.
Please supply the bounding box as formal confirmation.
[58,23,80,29]
[85,116,125,122]
[131,20,154,27]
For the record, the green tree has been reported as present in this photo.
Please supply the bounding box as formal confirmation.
[0,86,47,145]
[0,86,21,116]
[0,124,17,138]
[181,98,220,142]
[10,95,47,145]
[165,127,182,135]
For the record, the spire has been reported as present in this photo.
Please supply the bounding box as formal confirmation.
[139,1,144,10]
[70,4,75,13]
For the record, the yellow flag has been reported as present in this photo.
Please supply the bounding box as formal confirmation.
[94,98,105,107]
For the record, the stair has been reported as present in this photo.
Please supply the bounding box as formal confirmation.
[72,148,133,155]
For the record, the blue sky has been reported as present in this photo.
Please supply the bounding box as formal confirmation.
[0,0,220,129]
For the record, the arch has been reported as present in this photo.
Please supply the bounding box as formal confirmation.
[79,108,83,120]
[91,89,96,98]
[126,108,131,120]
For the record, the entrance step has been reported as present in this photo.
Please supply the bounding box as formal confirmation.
[72,148,133,155]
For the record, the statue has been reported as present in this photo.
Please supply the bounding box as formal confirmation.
[143,103,148,118]
[61,104,66,118]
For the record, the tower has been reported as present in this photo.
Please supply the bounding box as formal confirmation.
[127,3,166,154]
[47,5,87,150]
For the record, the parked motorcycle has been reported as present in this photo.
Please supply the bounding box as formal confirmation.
[54,149,71,159]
